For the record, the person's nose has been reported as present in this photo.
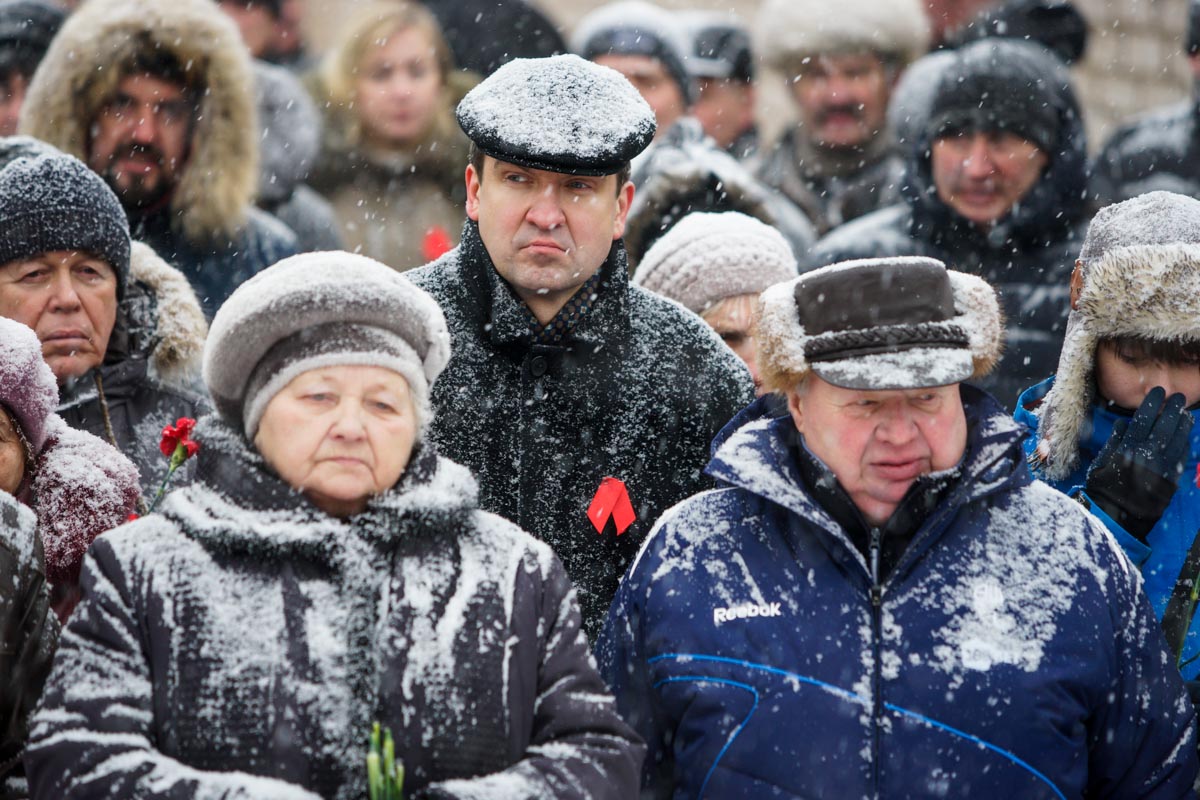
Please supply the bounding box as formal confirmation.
[961,135,995,179]
[328,400,368,440]
[129,107,159,145]
[46,271,82,312]
[875,403,919,446]
[525,186,567,231]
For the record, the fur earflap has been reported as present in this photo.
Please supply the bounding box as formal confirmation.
[127,242,207,388]
[1037,242,1200,479]
[19,0,258,244]
[756,262,1003,395]
[755,0,930,69]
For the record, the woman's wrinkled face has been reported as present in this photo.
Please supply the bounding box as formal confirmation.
[0,407,26,496]
[355,26,443,148]
[254,365,418,518]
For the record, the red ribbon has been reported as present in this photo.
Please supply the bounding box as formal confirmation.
[422,226,454,261]
[588,476,636,536]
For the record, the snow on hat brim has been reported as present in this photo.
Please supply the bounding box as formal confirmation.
[1037,242,1200,480]
[203,251,451,437]
[0,316,57,453]
[633,211,797,314]
[456,54,656,176]
[754,0,930,68]
[757,257,1003,395]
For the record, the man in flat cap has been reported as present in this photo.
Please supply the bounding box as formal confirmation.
[409,54,754,639]
[599,256,1198,796]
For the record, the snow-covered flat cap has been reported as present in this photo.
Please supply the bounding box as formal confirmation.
[757,257,1003,394]
[633,211,797,314]
[204,251,451,439]
[456,54,656,176]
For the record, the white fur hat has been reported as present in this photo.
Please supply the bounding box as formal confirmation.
[755,0,930,69]
[1035,192,1200,480]
[204,251,451,439]
[757,256,1003,394]
[632,211,798,315]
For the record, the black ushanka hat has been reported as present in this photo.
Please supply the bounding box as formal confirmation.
[456,54,656,177]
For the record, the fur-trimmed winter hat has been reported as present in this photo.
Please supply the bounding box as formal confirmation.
[1035,191,1200,480]
[0,153,132,298]
[457,54,656,176]
[754,0,929,71]
[757,256,1003,394]
[633,211,797,314]
[571,1,695,105]
[204,251,451,440]
[0,316,56,453]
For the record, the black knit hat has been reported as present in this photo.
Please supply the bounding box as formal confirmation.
[0,154,132,298]
[0,0,62,76]
[926,39,1062,154]
[457,54,656,176]
[576,15,695,105]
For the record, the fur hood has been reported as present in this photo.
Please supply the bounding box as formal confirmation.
[625,119,816,267]
[754,0,929,69]
[118,241,208,389]
[1035,242,1200,480]
[19,0,258,244]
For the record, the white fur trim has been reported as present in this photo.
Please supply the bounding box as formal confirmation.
[129,241,207,388]
[755,0,929,68]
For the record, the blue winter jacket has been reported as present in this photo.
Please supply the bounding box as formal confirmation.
[599,386,1198,799]
[1016,375,1200,679]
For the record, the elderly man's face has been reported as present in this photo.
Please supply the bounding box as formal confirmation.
[87,73,193,211]
[593,53,687,137]
[790,52,893,150]
[0,250,118,383]
[466,156,633,324]
[931,130,1048,228]
[787,377,967,527]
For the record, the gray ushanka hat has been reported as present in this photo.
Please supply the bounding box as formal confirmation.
[203,251,451,439]
[757,256,1004,394]
[456,54,656,176]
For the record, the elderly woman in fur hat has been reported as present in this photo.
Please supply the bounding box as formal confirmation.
[0,148,209,496]
[0,317,139,800]
[1016,191,1200,680]
[25,252,642,800]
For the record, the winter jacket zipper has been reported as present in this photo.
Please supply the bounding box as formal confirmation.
[869,525,883,797]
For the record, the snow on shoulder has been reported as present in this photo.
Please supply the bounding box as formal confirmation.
[456,54,656,176]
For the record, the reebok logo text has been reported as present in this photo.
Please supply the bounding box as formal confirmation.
[713,602,782,625]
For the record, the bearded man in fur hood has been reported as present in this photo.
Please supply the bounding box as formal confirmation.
[19,0,298,320]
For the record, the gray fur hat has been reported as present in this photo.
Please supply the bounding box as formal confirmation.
[1035,191,1200,479]
[755,0,929,70]
[203,251,451,440]
[571,1,695,105]
[757,256,1003,394]
[633,211,797,315]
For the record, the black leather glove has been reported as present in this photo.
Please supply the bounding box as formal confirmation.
[1085,387,1194,542]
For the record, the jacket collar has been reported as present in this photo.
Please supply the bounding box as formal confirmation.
[159,415,479,561]
[455,219,633,350]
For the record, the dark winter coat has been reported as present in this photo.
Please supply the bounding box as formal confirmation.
[755,126,905,236]
[1092,99,1200,205]
[0,493,56,800]
[254,61,343,254]
[599,385,1199,798]
[25,417,644,800]
[18,0,300,318]
[811,43,1091,410]
[1017,376,1200,679]
[409,222,755,638]
[308,80,470,273]
[56,243,210,497]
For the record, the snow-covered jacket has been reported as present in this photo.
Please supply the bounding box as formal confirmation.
[253,61,343,254]
[1017,375,1200,679]
[755,126,905,236]
[409,222,755,638]
[19,0,299,317]
[25,416,643,800]
[307,74,470,272]
[1092,99,1200,205]
[57,243,210,497]
[599,385,1198,798]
